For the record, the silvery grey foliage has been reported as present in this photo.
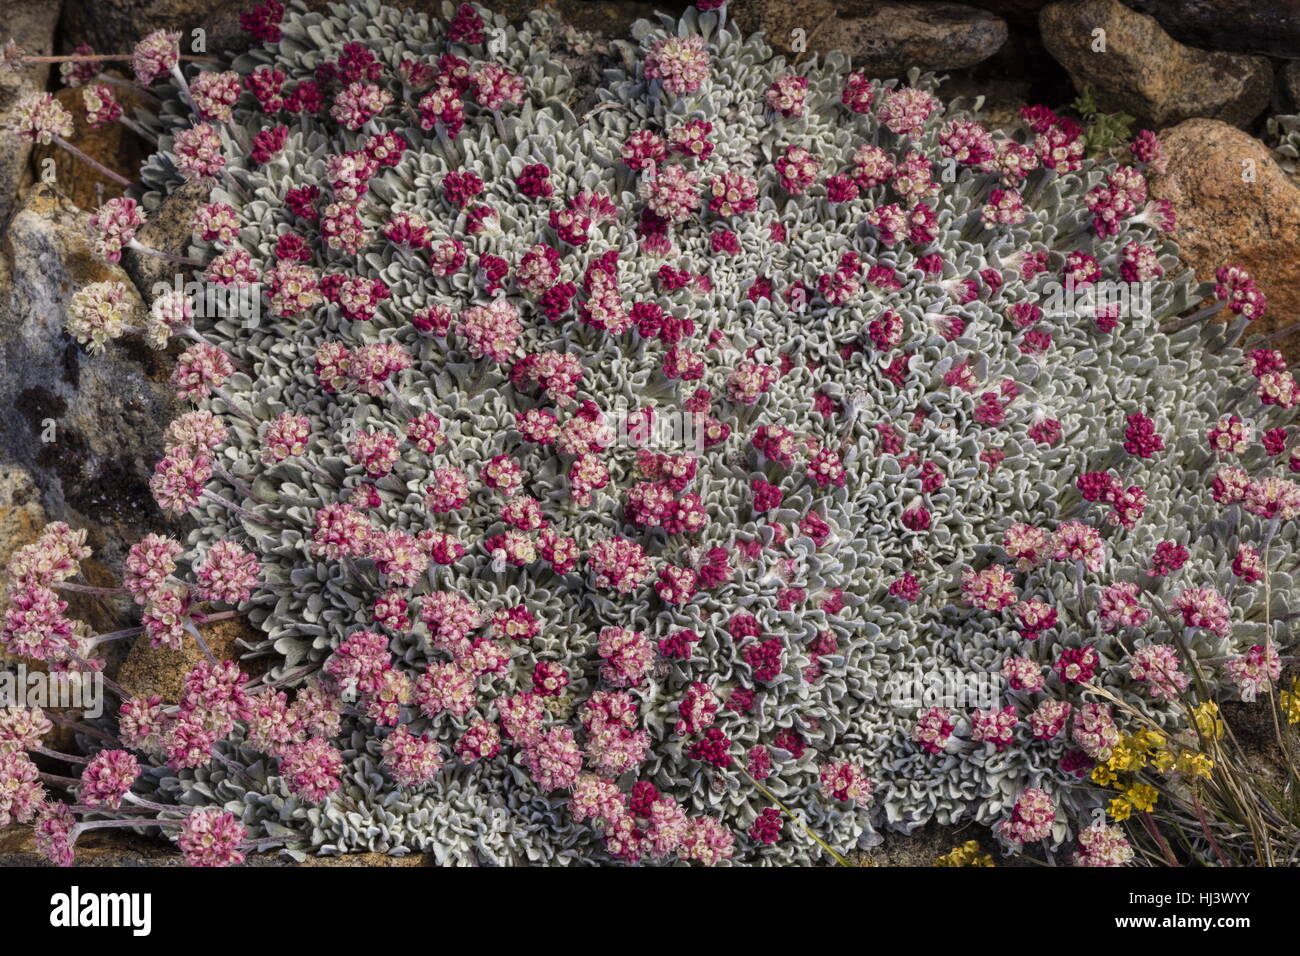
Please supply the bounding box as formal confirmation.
[121,0,1300,864]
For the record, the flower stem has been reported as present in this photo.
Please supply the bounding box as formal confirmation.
[36,745,89,764]
[212,387,262,428]
[191,609,239,625]
[169,62,194,111]
[94,73,162,105]
[202,488,287,529]
[123,793,190,814]
[1162,300,1225,335]
[738,766,853,866]
[53,581,128,595]
[183,619,218,665]
[44,712,122,745]
[51,136,133,187]
[118,115,159,146]
[126,238,202,265]
[88,625,146,647]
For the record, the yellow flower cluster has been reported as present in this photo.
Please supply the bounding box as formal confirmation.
[1107,795,1132,821]
[1174,751,1214,780]
[1107,783,1158,821]
[1193,701,1225,741]
[1090,730,1164,786]
[933,840,994,867]
[1093,728,1215,821]
[1281,679,1300,725]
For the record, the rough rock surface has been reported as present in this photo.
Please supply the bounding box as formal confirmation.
[2,0,60,87]
[28,86,148,213]
[1120,0,1300,60]
[0,184,183,566]
[1039,0,1272,128]
[123,180,212,294]
[0,77,38,229]
[523,0,679,36]
[731,0,1007,74]
[116,615,265,702]
[298,851,434,866]
[954,0,1052,25]
[852,822,1011,866]
[1285,62,1300,112]
[1220,672,1300,796]
[0,0,62,227]
[59,0,313,57]
[58,0,518,55]
[57,0,667,56]
[0,822,433,866]
[0,464,123,653]
[0,825,181,867]
[0,464,46,573]
[0,463,126,755]
[941,75,1035,134]
[1149,119,1300,351]
[0,823,296,866]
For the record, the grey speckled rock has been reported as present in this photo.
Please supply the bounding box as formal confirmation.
[0,184,184,564]
[59,0,500,56]
[0,463,45,572]
[731,0,1007,74]
[1,0,59,89]
[1285,62,1300,113]
[123,180,212,294]
[945,0,1052,26]
[1121,0,1300,60]
[58,0,283,57]
[1149,119,1300,354]
[0,75,38,231]
[1040,0,1272,128]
